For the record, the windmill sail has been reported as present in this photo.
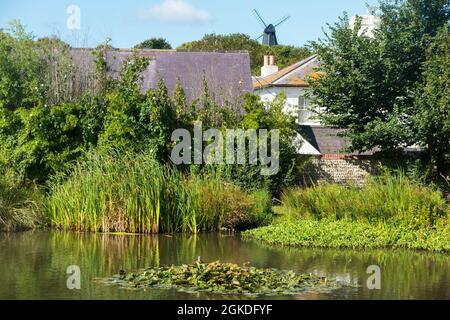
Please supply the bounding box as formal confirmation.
[253,9,291,46]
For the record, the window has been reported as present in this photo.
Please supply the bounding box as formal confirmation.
[298,95,313,124]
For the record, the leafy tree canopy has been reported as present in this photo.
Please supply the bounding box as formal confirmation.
[413,24,450,179]
[178,33,312,74]
[309,0,450,180]
[134,37,172,50]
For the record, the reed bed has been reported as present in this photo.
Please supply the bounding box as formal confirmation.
[280,173,448,229]
[244,173,449,252]
[47,152,271,234]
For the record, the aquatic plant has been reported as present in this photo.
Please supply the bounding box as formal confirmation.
[108,260,334,295]
[243,219,450,252]
[47,152,272,234]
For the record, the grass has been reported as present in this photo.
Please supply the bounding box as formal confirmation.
[243,173,450,252]
[281,173,448,229]
[47,152,272,234]
[0,174,46,231]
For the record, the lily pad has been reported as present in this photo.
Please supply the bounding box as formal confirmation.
[102,260,349,295]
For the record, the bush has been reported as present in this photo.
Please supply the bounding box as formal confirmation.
[2,104,87,182]
[0,174,45,231]
[220,188,273,230]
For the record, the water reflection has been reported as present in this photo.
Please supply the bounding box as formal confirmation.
[0,232,448,299]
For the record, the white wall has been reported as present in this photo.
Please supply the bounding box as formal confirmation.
[255,86,322,126]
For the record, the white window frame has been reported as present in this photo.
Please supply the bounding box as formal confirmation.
[298,95,312,124]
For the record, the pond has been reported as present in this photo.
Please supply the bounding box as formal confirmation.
[0,231,449,300]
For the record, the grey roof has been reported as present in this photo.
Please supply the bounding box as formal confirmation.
[69,49,252,104]
[299,126,374,155]
[105,50,252,104]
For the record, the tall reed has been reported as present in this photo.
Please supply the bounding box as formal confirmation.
[47,152,271,234]
[280,172,448,229]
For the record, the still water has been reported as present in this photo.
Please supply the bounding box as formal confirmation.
[0,231,448,300]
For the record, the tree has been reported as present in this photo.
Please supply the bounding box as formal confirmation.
[99,56,177,161]
[309,0,449,155]
[178,33,312,74]
[413,25,450,180]
[178,34,262,73]
[0,21,46,110]
[134,38,172,50]
[36,37,75,105]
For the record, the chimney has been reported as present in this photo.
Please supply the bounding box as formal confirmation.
[261,55,279,77]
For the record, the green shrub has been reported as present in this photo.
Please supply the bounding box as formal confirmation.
[0,174,46,231]
[0,22,46,110]
[220,188,273,230]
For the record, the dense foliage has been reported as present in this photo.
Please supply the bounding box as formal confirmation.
[309,0,450,184]
[177,33,312,74]
[412,25,450,184]
[0,174,45,231]
[134,37,172,49]
[243,219,450,252]
[0,24,302,194]
[0,22,304,232]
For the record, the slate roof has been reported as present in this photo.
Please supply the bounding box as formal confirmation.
[70,49,253,104]
[299,126,375,155]
[253,55,321,90]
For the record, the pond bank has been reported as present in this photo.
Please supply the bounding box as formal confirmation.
[244,175,450,253]
[243,219,450,252]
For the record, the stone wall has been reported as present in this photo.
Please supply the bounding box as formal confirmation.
[300,155,380,186]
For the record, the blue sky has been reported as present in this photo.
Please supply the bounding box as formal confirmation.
[0,0,377,48]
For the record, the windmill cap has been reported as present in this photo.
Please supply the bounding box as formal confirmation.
[264,24,276,33]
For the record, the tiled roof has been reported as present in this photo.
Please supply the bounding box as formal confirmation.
[70,49,253,104]
[299,126,375,155]
[253,55,320,90]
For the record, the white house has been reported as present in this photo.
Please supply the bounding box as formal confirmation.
[250,13,426,185]
[253,54,324,155]
[252,54,378,185]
